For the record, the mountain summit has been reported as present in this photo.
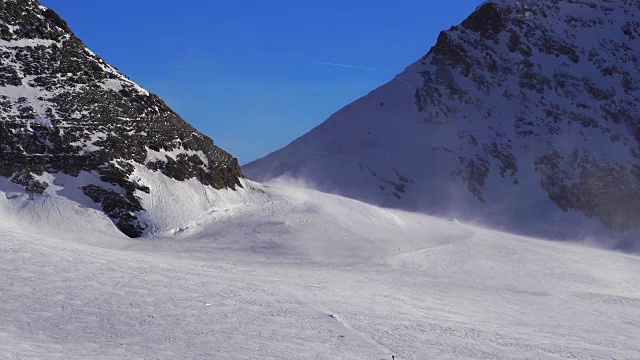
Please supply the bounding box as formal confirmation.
[245,0,640,244]
[0,0,243,237]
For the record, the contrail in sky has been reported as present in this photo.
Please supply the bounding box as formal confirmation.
[314,61,389,72]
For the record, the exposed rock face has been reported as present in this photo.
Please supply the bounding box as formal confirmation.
[415,0,640,233]
[245,0,640,244]
[0,0,242,237]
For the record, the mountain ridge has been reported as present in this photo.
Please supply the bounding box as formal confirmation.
[245,0,640,247]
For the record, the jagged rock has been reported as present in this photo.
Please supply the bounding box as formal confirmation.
[461,2,504,39]
[0,0,243,237]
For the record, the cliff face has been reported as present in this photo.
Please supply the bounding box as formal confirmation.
[0,0,242,237]
[245,0,640,244]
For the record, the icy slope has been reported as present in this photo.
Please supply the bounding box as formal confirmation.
[245,0,640,244]
[0,0,242,237]
[1,181,639,359]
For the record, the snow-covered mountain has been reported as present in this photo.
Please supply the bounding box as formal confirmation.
[0,0,243,237]
[245,0,640,245]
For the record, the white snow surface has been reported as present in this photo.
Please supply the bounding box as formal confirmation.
[1,177,639,359]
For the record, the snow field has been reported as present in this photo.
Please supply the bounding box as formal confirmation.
[1,178,639,359]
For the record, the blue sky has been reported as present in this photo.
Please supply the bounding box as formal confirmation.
[40,0,482,164]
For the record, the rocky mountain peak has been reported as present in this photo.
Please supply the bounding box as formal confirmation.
[415,0,640,233]
[0,0,243,237]
[245,0,640,246]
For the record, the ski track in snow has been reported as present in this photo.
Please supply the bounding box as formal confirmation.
[1,180,639,359]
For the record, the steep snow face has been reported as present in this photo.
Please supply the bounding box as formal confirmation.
[1,180,640,359]
[0,0,243,236]
[245,0,640,245]
[0,167,252,241]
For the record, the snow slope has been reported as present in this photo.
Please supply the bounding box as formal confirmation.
[1,180,639,359]
[244,0,640,246]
